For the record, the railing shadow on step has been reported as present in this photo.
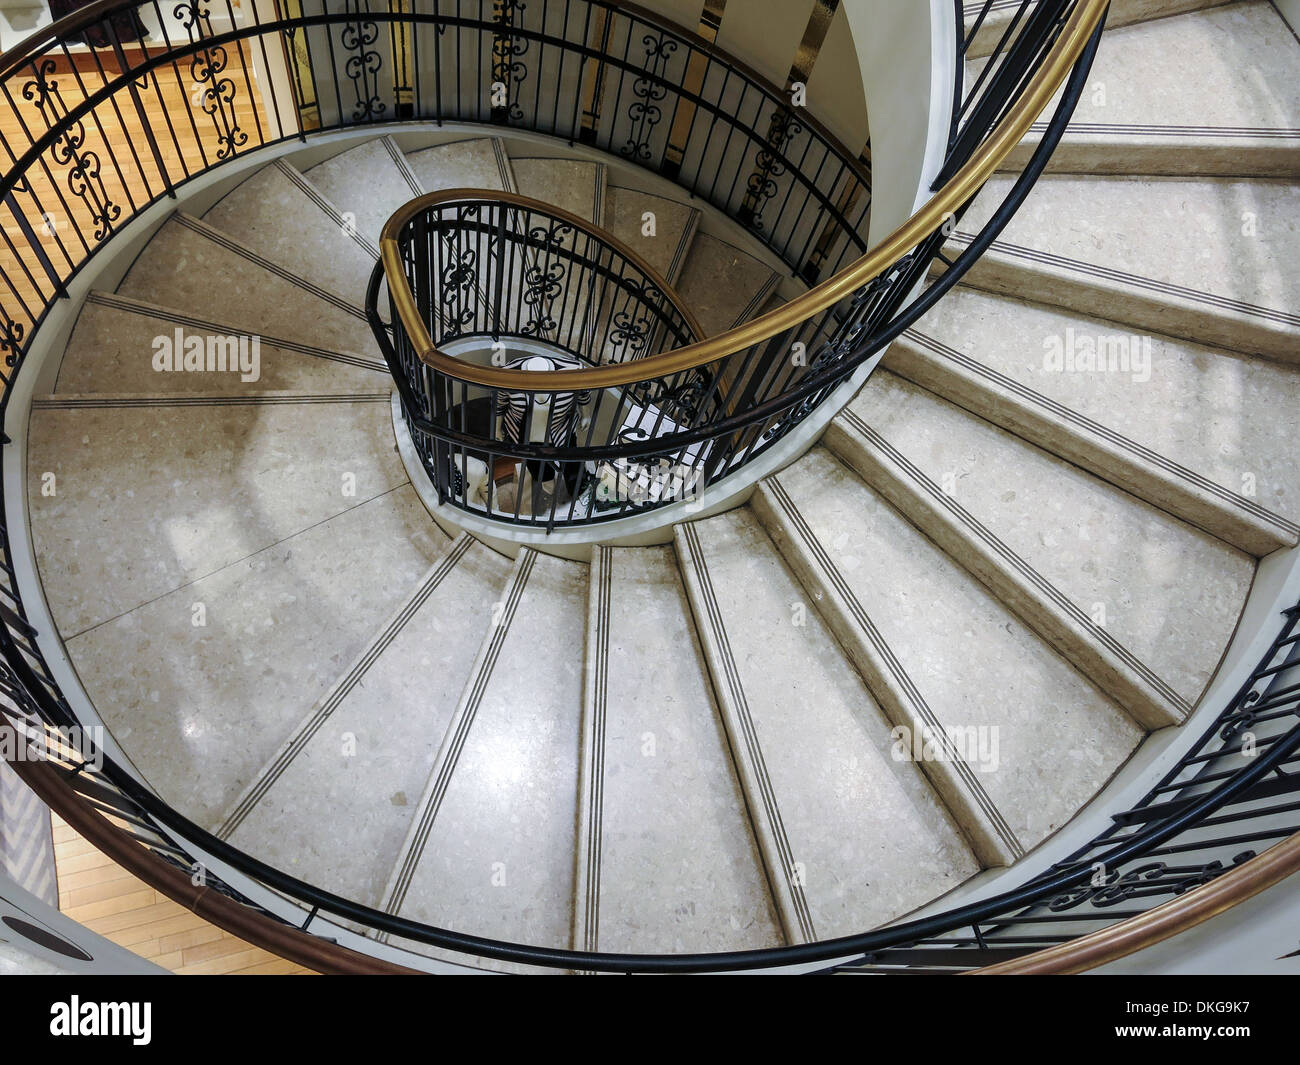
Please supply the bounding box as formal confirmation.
[8,0,1279,975]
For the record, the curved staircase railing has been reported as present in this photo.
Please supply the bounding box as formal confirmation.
[372,0,1116,531]
[371,189,709,529]
[6,0,1293,975]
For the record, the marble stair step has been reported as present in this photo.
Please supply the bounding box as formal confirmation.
[58,486,446,830]
[963,0,1224,60]
[753,448,1144,860]
[510,157,606,224]
[216,534,512,908]
[26,391,407,637]
[403,137,516,194]
[574,545,783,954]
[948,173,1300,362]
[676,232,782,337]
[302,136,425,247]
[200,160,380,303]
[826,371,1256,727]
[115,214,380,360]
[674,510,980,943]
[893,285,1300,553]
[379,549,587,962]
[602,186,701,285]
[991,2,1300,178]
[54,292,386,395]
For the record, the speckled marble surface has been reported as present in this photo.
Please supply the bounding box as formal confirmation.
[765,449,1143,851]
[961,173,1300,318]
[678,509,980,939]
[603,187,698,283]
[387,551,587,949]
[222,536,510,905]
[28,395,408,636]
[908,285,1300,525]
[578,546,782,953]
[202,162,380,303]
[303,137,422,247]
[965,0,1227,59]
[62,487,445,829]
[116,217,380,359]
[404,138,510,194]
[511,158,603,223]
[676,232,778,336]
[54,297,385,395]
[846,371,1255,706]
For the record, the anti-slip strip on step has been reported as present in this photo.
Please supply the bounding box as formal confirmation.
[216,535,475,840]
[382,549,538,918]
[274,159,381,259]
[668,208,701,284]
[763,475,1024,860]
[172,214,371,323]
[32,393,392,409]
[577,544,613,954]
[951,230,1300,329]
[734,272,783,329]
[381,136,426,198]
[491,139,517,193]
[836,408,1192,718]
[677,522,817,943]
[84,292,388,373]
[1030,121,1300,139]
[900,327,1300,540]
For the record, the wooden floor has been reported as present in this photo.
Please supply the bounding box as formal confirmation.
[53,813,313,975]
[2,40,270,348]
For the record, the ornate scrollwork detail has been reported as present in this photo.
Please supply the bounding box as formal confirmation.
[341,2,385,122]
[20,59,120,241]
[0,310,26,370]
[608,310,650,361]
[490,0,530,122]
[621,34,678,162]
[742,108,805,234]
[521,259,566,337]
[1048,853,1257,913]
[437,230,479,337]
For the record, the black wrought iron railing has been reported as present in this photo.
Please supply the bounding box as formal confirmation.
[8,0,1285,977]
[370,0,1115,533]
[372,189,710,529]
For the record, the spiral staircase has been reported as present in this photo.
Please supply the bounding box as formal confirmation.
[1,0,1299,975]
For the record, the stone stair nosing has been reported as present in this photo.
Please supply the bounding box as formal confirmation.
[886,327,1300,557]
[823,408,1190,732]
[1000,124,1300,179]
[943,230,1300,365]
[672,521,817,946]
[751,476,1023,869]
[212,534,476,843]
[963,0,1228,60]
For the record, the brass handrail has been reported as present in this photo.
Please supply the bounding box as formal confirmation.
[379,0,1112,392]
[378,187,705,349]
[971,833,1300,975]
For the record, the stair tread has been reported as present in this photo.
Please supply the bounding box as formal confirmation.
[959,173,1300,324]
[201,161,379,303]
[511,157,604,223]
[764,449,1143,851]
[54,293,385,395]
[27,392,407,637]
[60,488,445,829]
[907,285,1300,528]
[677,511,980,942]
[115,215,380,360]
[603,186,699,283]
[964,0,1223,59]
[220,536,511,907]
[382,551,587,951]
[576,546,782,954]
[843,370,1254,706]
[403,138,513,194]
[676,232,780,336]
[303,137,423,246]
